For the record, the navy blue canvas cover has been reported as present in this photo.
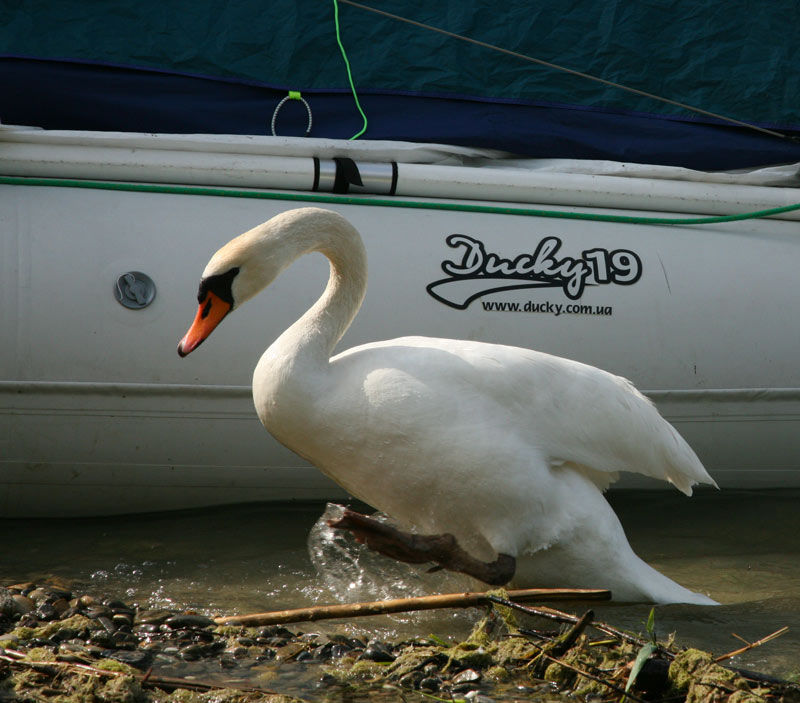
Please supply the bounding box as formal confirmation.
[3,0,799,169]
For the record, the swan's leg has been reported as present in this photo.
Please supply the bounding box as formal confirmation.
[328,508,516,586]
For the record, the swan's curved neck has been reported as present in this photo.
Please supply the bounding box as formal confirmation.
[259,213,368,371]
[288,241,366,365]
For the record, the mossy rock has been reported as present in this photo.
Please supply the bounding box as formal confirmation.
[28,614,97,641]
[669,649,752,703]
[544,659,576,687]
[98,675,147,703]
[485,664,511,682]
[10,626,36,641]
[96,658,140,675]
[448,642,495,670]
[346,659,389,680]
[388,645,446,679]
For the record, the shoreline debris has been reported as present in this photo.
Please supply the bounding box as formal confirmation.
[1,581,796,703]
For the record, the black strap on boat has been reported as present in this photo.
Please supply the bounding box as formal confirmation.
[332,157,363,193]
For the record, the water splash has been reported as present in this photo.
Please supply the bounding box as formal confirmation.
[307,503,478,604]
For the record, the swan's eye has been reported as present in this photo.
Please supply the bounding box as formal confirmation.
[200,299,213,319]
[197,267,240,305]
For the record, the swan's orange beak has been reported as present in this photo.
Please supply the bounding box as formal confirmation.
[177,291,232,357]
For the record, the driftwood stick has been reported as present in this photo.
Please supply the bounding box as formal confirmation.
[550,609,595,656]
[213,587,611,626]
[713,626,789,663]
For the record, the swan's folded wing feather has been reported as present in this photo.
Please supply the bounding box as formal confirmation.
[333,336,714,494]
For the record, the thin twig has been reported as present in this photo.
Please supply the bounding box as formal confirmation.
[485,596,661,655]
[714,627,789,663]
[542,652,651,703]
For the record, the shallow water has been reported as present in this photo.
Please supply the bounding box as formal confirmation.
[2,489,799,685]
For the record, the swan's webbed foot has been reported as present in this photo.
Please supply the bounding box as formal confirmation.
[328,508,516,586]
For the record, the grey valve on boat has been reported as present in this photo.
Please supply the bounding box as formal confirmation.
[114,271,156,309]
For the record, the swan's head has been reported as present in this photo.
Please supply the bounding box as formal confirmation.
[177,217,291,357]
[178,208,353,357]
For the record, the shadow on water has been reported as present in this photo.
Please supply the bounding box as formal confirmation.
[2,489,800,679]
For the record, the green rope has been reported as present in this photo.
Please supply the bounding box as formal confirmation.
[333,0,368,139]
[3,175,800,226]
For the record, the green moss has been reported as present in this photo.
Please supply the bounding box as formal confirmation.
[495,636,538,665]
[10,626,35,641]
[670,648,715,689]
[485,665,511,682]
[98,675,147,703]
[345,660,389,680]
[95,658,140,675]
[544,659,575,686]
[22,647,55,661]
[463,615,494,648]
[484,588,519,632]
[31,614,96,640]
[449,643,495,670]
[669,649,753,703]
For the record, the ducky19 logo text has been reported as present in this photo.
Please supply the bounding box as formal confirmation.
[426,234,642,310]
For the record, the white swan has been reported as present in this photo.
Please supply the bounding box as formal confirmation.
[178,207,717,604]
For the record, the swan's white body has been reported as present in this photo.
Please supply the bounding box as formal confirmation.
[181,207,717,604]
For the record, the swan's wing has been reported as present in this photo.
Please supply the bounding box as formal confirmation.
[465,343,715,495]
[333,337,714,495]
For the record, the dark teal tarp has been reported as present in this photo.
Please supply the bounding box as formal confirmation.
[2,0,800,168]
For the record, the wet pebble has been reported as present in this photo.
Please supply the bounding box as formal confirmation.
[112,613,133,629]
[35,603,59,621]
[262,636,289,647]
[219,656,238,669]
[464,692,496,703]
[360,638,395,662]
[179,643,205,661]
[258,625,295,639]
[89,631,115,648]
[11,595,35,615]
[399,671,425,689]
[135,623,160,635]
[85,605,113,620]
[420,676,442,692]
[103,598,129,610]
[328,633,365,650]
[136,609,173,625]
[102,648,152,669]
[49,627,80,643]
[96,615,117,633]
[453,668,482,684]
[0,589,18,617]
